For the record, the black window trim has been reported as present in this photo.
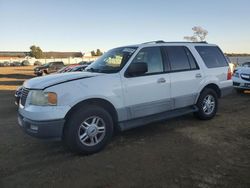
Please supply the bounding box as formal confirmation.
[183,47,200,70]
[163,46,200,73]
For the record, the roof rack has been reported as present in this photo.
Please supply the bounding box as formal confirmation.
[142,41,208,44]
[142,40,165,44]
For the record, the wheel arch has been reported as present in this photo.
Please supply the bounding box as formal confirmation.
[64,98,118,128]
[196,83,221,102]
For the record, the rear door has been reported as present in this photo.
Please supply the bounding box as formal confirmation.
[122,46,172,120]
[163,46,203,109]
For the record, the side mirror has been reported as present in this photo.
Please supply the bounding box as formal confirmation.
[126,62,148,77]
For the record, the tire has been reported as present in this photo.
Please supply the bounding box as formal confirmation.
[63,105,114,154]
[44,69,49,74]
[37,72,43,76]
[236,89,244,94]
[195,88,218,120]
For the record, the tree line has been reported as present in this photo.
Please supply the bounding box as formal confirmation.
[29,45,104,59]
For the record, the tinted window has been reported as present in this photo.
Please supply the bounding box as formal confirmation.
[165,46,191,71]
[131,47,163,74]
[184,47,198,69]
[195,46,228,68]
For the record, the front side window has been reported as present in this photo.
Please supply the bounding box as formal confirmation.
[195,46,228,68]
[130,47,163,74]
[86,47,137,73]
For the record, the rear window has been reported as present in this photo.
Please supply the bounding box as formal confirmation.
[55,62,63,65]
[195,46,228,68]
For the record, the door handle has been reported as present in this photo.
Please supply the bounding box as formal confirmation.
[195,73,202,78]
[157,78,166,83]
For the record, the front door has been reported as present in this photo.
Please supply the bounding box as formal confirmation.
[121,46,171,120]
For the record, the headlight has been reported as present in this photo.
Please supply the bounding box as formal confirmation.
[30,90,57,106]
[233,72,239,78]
[15,86,23,97]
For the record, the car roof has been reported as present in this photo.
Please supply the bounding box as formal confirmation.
[117,41,217,49]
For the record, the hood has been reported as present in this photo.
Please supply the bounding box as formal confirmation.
[236,67,250,74]
[23,72,102,89]
[34,64,48,69]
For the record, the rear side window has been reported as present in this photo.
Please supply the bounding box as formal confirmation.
[184,47,197,69]
[165,46,198,71]
[195,46,228,68]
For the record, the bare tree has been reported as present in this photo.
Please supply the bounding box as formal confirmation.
[184,26,208,42]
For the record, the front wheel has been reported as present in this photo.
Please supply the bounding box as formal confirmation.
[195,88,218,120]
[36,72,43,76]
[236,89,244,94]
[63,105,114,154]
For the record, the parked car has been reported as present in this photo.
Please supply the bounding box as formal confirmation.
[68,64,90,72]
[78,61,92,65]
[34,61,64,76]
[14,86,23,105]
[57,64,79,73]
[10,61,22,66]
[34,61,42,66]
[3,61,10,66]
[0,61,10,67]
[17,41,232,154]
[21,60,30,66]
[232,62,250,92]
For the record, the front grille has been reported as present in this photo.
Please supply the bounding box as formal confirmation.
[20,88,29,106]
[233,82,240,86]
[241,74,250,81]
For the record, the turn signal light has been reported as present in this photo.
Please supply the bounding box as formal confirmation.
[47,92,57,105]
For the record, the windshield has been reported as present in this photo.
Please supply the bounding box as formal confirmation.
[40,63,50,67]
[242,62,250,67]
[86,47,137,73]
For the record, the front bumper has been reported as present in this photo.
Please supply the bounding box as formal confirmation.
[14,94,20,105]
[34,69,43,75]
[232,78,250,90]
[18,112,65,139]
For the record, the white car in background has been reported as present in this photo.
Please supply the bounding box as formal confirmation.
[232,62,250,92]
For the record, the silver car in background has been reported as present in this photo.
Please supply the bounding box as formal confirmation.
[232,62,250,92]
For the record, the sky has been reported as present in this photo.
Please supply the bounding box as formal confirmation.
[0,0,250,53]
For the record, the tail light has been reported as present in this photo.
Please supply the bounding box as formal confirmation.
[227,68,232,80]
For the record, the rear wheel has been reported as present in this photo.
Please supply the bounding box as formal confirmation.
[195,88,218,120]
[63,105,114,154]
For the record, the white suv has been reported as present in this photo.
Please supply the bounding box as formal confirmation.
[17,41,232,154]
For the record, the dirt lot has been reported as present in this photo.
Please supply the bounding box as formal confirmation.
[0,66,250,188]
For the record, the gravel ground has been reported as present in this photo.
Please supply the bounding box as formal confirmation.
[0,67,250,188]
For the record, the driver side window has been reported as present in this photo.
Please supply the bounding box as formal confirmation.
[131,47,163,74]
